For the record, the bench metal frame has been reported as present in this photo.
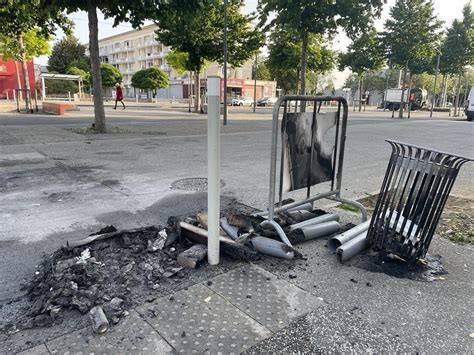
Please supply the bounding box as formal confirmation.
[258,95,367,247]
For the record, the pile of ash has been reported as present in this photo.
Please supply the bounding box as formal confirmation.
[21,223,185,329]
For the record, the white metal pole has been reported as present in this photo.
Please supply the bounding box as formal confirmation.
[41,77,46,100]
[207,75,221,265]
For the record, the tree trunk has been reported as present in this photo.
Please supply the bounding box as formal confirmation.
[358,77,362,112]
[87,0,106,133]
[299,31,308,112]
[454,73,462,117]
[18,35,31,112]
[14,60,22,101]
[399,64,408,118]
[194,71,200,113]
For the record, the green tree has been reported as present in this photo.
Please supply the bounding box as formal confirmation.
[0,0,69,111]
[154,0,264,112]
[131,66,169,100]
[44,78,78,95]
[66,66,90,91]
[267,29,335,95]
[439,3,474,115]
[47,35,88,74]
[165,50,190,75]
[382,0,443,118]
[100,63,122,90]
[253,56,271,81]
[42,0,159,133]
[259,0,384,97]
[339,30,384,111]
[0,29,51,106]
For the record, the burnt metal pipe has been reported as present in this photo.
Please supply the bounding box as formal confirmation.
[328,220,371,251]
[251,236,296,259]
[289,213,339,232]
[286,203,313,213]
[89,306,109,334]
[289,221,340,244]
[336,231,369,263]
[285,210,316,223]
[220,217,239,240]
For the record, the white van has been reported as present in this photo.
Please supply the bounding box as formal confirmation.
[465,87,474,121]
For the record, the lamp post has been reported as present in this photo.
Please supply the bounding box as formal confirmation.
[430,52,441,118]
[223,0,228,125]
[253,54,257,113]
[384,57,391,111]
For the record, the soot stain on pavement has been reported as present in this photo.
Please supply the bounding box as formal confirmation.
[350,251,447,282]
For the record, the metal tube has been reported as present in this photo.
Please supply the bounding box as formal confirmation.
[251,236,295,260]
[430,54,440,118]
[220,217,238,240]
[41,77,46,100]
[253,54,257,113]
[286,202,313,213]
[336,231,369,263]
[260,219,293,247]
[207,76,221,265]
[289,213,339,232]
[290,221,341,243]
[329,220,370,251]
[260,190,339,217]
[89,306,109,334]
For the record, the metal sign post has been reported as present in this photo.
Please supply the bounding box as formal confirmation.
[207,76,221,265]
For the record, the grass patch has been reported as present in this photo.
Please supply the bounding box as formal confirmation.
[443,221,474,245]
[336,203,360,213]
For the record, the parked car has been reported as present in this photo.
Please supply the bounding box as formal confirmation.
[256,97,278,107]
[232,97,254,106]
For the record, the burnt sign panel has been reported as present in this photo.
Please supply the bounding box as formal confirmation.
[282,111,336,192]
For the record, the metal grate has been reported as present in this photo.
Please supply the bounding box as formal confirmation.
[367,140,472,261]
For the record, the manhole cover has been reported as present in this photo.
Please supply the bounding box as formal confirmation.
[170,177,225,192]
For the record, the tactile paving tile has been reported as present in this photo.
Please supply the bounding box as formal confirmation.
[208,265,323,331]
[17,344,49,355]
[46,309,173,354]
[136,283,271,354]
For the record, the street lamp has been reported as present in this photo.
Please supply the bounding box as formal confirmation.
[430,52,440,118]
[223,0,228,126]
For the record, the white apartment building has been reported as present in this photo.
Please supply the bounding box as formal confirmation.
[97,24,275,100]
[97,24,173,98]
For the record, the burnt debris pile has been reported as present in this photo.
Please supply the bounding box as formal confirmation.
[23,224,184,329]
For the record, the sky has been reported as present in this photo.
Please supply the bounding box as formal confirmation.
[36,0,472,87]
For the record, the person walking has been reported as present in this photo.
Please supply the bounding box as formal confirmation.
[113,83,125,110]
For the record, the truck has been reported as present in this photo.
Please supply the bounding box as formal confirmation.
[382,88,427,111]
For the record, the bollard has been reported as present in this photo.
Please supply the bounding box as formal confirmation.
[207,76,221,265]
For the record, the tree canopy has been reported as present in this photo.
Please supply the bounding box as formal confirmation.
[267,29,335,94]
[48,35,89,73]
[131,67,169,91]
[154,0,264,111]
[258,0,385,94]
[155,0,263,72]
[40,0,160,132]
[439,2,474,75]
[0,29,51,61]
[100,63,123,87]
[339,30,384,76]
[382,0,443,71]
